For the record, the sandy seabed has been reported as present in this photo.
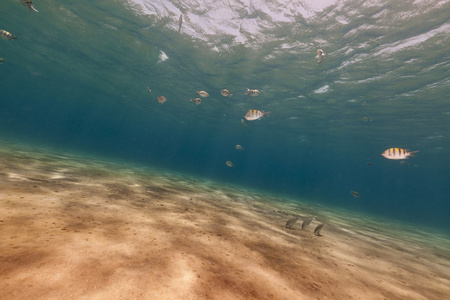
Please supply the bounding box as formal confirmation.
[1,143,450,300]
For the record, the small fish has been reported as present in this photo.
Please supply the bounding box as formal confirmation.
[314,223,324,236]
[20,0,39,12]
[0,30,17,40]
[367,162,373,166]
[245,89,260,96]
[0,58,4,63]
[178,14,183,33]
[190,98,202,105]
[221,89,232,97]
[362,102,368,106]
[244,109,270,121]
[381,148,419,160]
[235,145,244,151]
[157,96,167,104]
[147,87,151,94]
[240,119,247,127]
[316,49,325,64]
[350,190,359,198]
[226,161,235,168]
[302,217,315,230]
[361,117,372,122]
[197,90,209,97]
[285,217,299,229]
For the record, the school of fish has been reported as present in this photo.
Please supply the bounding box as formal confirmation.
[2,5,421,216]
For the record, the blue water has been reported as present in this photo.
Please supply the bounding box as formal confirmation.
[1,0,449,230]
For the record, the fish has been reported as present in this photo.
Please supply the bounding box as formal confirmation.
[157,96,167,104]
[0,58,4,63]
[197,90,209,97]
[226,161,235,168]
[240,119,247,127]
[147,87,151,94]
[350,190,359,198]
[245,89,260,96]
[235,145,244,151]
[244,109,270,121]
[178,14,183,33]
[361,117,372,122]
[190,98,202,105]
[400,161,409,166]
[285,217,299,229]
[221,89,232,97]
[302,217,315,230]
[367,162,373,166]
[20,0,39,12]
[314,223,325,236]
[381,148,419,160]
[316,49,325,64]
[0,30,17,40]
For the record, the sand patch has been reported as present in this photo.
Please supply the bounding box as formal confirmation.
[0,144,450,299]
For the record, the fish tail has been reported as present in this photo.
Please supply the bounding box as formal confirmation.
[408,150,419,157]
[263,111,271,117]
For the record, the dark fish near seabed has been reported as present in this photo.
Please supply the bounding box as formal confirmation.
[285,217,299,229]
[178,14,183,33]
[302,217,315,230]
[314,223,324,236]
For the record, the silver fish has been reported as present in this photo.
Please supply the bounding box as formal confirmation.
[20,0,39,12]
[245,89,260,96]
[147,87,151,94]
[178,14,183,33]
[302,217,315,230]
[285,217,299,229]
[0,30,17,40]
[240,119,247,127]
[235,145,244,151]
[197,90,209,97]
[244,109,270,121]
[314,223,324,236]
[316,49,325,64]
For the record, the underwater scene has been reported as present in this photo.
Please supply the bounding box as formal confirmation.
[1,0,449,299]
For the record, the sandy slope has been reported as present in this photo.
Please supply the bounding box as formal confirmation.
[1,147,449,299]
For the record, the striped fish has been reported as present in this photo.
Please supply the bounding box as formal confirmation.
[381,148,419,160]
[245,89,260,96]
[244,109,270,121]
[0,30,17,40]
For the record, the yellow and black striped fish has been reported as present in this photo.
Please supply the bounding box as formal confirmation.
[381,148,419,160]
[0,30,17,40]
[244,109,270,121]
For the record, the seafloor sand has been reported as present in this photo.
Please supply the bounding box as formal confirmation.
[1,143,450,300]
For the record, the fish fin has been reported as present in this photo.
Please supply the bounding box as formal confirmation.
[408,150,419,157]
